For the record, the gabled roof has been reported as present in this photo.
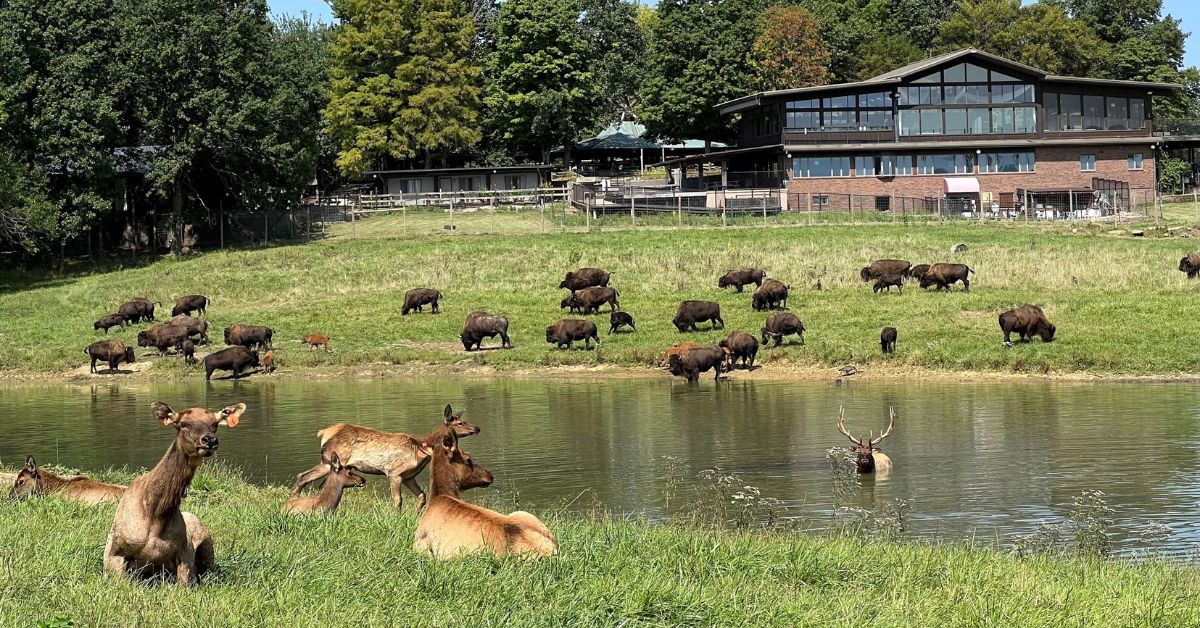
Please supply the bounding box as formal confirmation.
[576,132,662,151]
[865,48,1047,83]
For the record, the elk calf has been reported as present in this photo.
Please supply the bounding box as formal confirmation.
[10,456,125,505]
[837,406,896,476]
[283,453,365,515]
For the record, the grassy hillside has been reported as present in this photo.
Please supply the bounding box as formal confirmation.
[3,214,1200,377]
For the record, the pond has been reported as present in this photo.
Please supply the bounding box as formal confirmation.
[2,376,1198,556]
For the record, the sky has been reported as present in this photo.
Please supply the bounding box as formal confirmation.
[269,0,1200,68]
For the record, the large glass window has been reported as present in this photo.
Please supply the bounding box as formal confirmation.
[862,110,893,130]
[966,63,988,82]
[991,107,1015,133]
[823,95,855,109]
[944,63,966,83]
[787,111,819,130]
[859,92,891,108]
[1014,107,1037,133]
[1130,98,1145,128]
[899,110,920,136]
[824,110,855,128]
[968,109,989,134]
[919,109,942,134]
[1061,94,1083,129]
[917,154,972,175]
[895,155,913,175]
[1083,95,1105,130]
[945,108,968,135]
[792,156,851,178]
[981,152,1035,173]
[1107,97,1129,130]
[855,156,876,176]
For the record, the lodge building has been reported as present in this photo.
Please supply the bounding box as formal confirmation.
[668,49,1179,214]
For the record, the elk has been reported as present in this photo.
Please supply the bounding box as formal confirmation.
[413,430,557,559]
[9,456,125,505]
[103,401,245,585]
[282,452,365,515]
[836,406,896,476]
[292,404,480,509]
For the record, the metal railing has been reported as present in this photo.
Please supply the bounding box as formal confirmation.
[358,187,569,212]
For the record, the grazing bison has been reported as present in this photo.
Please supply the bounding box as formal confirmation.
[85,340,135,373]
[179,339,196,365]
[999,305,1056,344]
[752,279,789,311]
[137,324,191,355]
[171,295,210,317]
[129,298,160,321]
[545,319,600,350]
[203,346,260,380]
[659,341,702,367]
[169,315,210,344]
[560,286,619,314]
[302,334,330,351]
[116,302,146,324]
[672,300,724,332]
[919,263,974,291]
[907,264,931,281]
[880,327,897,354]
[559,268,610,291]
[1179,253,1200,278]
[224,324,273,350]
[402,288,443,315]
[461,311,512,351]
[719,332,759,369]
[718,268,766,293]
[761,313,805,347]
[93,314,128,334]
[667,346,728,383]
[873,274,905,294]
[860,259,912,283]
[609,311,635,334]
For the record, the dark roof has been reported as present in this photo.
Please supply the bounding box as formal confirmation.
[550,132,662,154]
[364,165,554,176]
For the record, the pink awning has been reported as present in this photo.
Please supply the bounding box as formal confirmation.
[944,177,980,193]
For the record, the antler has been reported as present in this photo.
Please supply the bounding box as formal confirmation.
[870,407,896,446]
[836,406,862,446]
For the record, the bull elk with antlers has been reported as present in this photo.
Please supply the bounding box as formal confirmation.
[837,406,896,476]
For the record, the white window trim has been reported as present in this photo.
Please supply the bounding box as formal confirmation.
[1080,154,1096,172]
[1127,154,1144,171]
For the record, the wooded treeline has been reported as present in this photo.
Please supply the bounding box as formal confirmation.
[1,0,1196,258]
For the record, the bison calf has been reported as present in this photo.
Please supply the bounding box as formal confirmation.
[461,311,512,351]
[85,340,135,373]
[873,274,905,294]
[919,263,974,291]
[668,346,728,382]
[718,268,766,292]
[880,327,897,354]
[93,314,128,334]
[179,339,196,365]
[719,331,759,369]
[402,288,443,315]
[999,305,1056,345]
[262,349,276,373]
[673,300,724,332]
[761,313,805,347]
[546,319,600,350]
[302,334,330,351]
[752,279,789,311]
[609,311,635,334]
[203,346,260,380]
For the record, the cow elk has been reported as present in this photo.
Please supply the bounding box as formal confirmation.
[836,406,896,476]
[283,452,365,515]
[9,456,125,505]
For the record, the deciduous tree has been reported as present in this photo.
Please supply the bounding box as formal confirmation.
[748,6,829,91]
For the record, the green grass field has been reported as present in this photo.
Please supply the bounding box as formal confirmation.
[3,464,1199,626]
[4,212,1200,378]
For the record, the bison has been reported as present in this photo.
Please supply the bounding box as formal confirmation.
[559,268,610,291]
[116,302,146,324]
[129,298,160,321]
[560,286,619,314]
[718,268,766,292]
[719,331,759,369]
[545,319,600,350]
[461,311,512,351]
[402,288,443,315]
[752,279,789,311]
[761,313,805,347]
[179,339,196,365]
[203,346,260,380]
[907,264,931,281]
[93,314,128,334]
[667,346,728,382]
[999,305,1056,344]
[609,311,635,334]
[659,341,702,367]
[262,349,276,373]
[302,334,330,351]
[873,274,905,294]
[136,324,190,355]
[171,295,210,317]
[224,324,273,350]
[860,259,912,283]
[1179,253,1200,278]
[169,315,209,344]
[85,340,135,373]
[880,327,897,354]
[919,263,974,291]
[673,300,724,332]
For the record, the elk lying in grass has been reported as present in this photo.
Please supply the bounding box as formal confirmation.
[9,456,125,505]
[103,401,245,585]
[413,430,556,559]
[292,404,480,509]
[837,406,896,477]
[283,452,365,515]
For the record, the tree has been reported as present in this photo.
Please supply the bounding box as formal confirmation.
[1158,156,1189,193]
[935,0,1022,56]
[748,6,829,91]
[891,0,958,51]
[0,148,56,254]
[853,34,924,80]
[485,0,600,163]
[793,0,888,82]
[581,0,647,125]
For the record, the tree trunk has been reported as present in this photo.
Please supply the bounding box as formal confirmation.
[171,176,183,256]
[564,143,573,171]
[424,150,432,169]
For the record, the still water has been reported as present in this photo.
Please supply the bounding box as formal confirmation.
[2,377,1198,554]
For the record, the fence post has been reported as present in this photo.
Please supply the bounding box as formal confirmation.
[264,212,270,246]
[219,198,224,249]
[676,189,682,227]
[762,192,768,226]
[891,193,896,224]
[630,185,636,228]
[306,204,312,241]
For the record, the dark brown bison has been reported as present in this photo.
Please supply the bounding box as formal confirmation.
[880,327,897,354]
[461,311,512,351]
[761,313,805,347]
[919,263,974,291]
[402,288,443,315]
[171,295,210,317]
[85,340,135,373]
[860,259,911,283]
[673,301,724,332]
[203,346,260,380]
[179,339,196,365]
[136,324,190,355]
[609,311,635,334]
[116,301,150,324]
[907,264,931,280]
[129,298,160,321]
[1179,253,1200,278]
[667,346,728,382]
[718,268,766,292]
[659,341,702,367]
[546,319,600,349]
[752,279,789,311]
[224,324,273,350]
[93,314,128,334]
[560,286,619,314]
[168,315,209,344]
[719,331,759,369]
[999,305,1056,344]
[873,274,905,294]
[559,268,610,291]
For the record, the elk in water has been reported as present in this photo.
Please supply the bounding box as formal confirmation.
[836,406,896,478]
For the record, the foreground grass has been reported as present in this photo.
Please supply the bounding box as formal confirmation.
[5,214,1200,377]
[2,465,1198,626]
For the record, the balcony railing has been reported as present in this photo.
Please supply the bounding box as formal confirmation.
[1155,118,1200,136]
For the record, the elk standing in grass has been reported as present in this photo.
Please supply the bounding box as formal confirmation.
[837,406,896,477]
[103,401,245,585]
[9,456,125,505]
[413,430,556,559]
[292,404,480,509]
[283,452,365,515]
